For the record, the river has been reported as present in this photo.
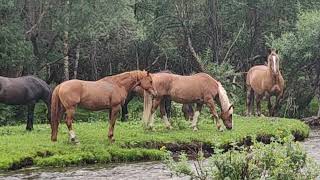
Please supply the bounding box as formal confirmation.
[1,129,319,180]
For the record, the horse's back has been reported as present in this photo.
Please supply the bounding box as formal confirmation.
[58,79,125,110]
[0,75,50,104]
[167,73,219,103]
[246,65,268,85]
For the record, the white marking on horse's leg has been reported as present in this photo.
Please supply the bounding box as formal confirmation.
[162,115,172,129]
[272,55,277,74]
[69,130,77,142]
[191,111,200,130]
[148,113,155,128]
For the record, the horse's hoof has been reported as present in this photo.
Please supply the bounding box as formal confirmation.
[26,127,33,131]
[109,138,115,144]
[192,127,198,131]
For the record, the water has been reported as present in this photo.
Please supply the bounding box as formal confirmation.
[302,128,320,163]
[0,162,188,180]
[1,129,320,180]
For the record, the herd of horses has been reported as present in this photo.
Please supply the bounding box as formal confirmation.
[0,49,284,143]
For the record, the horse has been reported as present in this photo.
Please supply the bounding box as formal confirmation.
[120,71,194,121]
[143,72,233,131]
[0,76,51,130]
[120,86,172,121]
[246,49,285,116]
[50,70,156,143]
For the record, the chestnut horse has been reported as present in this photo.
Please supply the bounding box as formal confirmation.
[143,73,233,131]
[50,70,156,143]
[246,49,285,116]
[121,71,194,121]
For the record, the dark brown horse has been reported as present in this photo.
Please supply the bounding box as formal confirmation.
[246,49,285,116]
[50,70,156,143]
[0,76,51,130]
[143,73,233,131]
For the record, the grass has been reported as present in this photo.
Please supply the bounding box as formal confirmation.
[0,115,309,171]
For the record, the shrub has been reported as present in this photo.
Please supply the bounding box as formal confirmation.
[165,136,320,179]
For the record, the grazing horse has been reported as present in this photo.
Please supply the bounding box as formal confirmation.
[0,76,51,130]
[143,73,233,131]
[121,71,193,121]
[246,49,285,116]
[50,70,156,143]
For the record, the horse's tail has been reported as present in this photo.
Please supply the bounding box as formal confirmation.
[51,85,63,141]
[142,90,153,127]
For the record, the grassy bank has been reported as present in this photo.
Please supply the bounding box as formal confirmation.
[0,115,309,171]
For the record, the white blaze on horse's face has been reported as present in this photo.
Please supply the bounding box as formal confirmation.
[272,55,277,74]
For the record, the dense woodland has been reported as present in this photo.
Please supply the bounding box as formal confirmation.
[1,0,320,124]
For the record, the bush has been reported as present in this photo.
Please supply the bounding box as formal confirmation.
[165,136,320,179]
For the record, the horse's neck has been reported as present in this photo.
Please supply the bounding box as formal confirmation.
[101,73,137,92]
[217,83,232,113]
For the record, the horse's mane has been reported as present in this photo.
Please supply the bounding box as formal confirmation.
[101,70,147,82]
[217,82,233,113]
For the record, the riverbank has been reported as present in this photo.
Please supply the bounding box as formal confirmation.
[0,115,309,171]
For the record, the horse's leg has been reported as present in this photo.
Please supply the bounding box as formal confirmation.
[65,107,78,143]
[191,103,203,131]
[205,99,222,131]
[165,96,172,119]
[255,94,263,116]
[267,95,272,117]
[160,99,172,129]
[148,98,161,129]
[26,103,35,131]
[121,92,134,121]
[271,94,282,116]
[108,104,121,143]
[246,87,255,116]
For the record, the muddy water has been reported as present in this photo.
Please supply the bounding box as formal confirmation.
[1,129,319,180]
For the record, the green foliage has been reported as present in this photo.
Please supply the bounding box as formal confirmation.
[271,10,320,118]
[166,138,320,179]
[0,115,309,171]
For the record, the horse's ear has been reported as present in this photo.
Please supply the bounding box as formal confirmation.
[275,49,279,54]
[228,104,234,111]
[267,48,272,54]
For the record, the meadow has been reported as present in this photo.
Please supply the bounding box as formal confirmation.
[0,115,309,171]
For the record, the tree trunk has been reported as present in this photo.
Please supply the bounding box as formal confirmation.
[63,31,69,81]
[135,43,139,70]
[187,36,204,72]
[109,60,112,75]
[208,0,220,64]
[90,40,98,80]
[73,43,80,79]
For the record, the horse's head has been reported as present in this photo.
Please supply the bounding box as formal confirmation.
[220,105,233,130]
[138,71,157,97]
[267,49,280,75]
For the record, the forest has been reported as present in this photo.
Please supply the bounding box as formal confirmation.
[1,0,320,122]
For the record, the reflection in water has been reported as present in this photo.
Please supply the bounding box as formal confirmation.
[1,129,320,180]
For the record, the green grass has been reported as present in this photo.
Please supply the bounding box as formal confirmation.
[0,115,309,171]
